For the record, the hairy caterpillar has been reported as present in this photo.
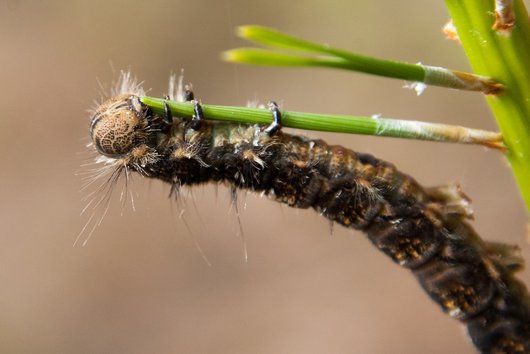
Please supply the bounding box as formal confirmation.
[87,73,530,353]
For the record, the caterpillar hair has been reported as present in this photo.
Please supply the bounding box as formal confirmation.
[86,72,530,353]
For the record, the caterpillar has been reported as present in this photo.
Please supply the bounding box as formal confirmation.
[87,73,530,354]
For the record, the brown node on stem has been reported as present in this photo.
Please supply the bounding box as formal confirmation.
[453,71,505,95]
[493,0,515,33]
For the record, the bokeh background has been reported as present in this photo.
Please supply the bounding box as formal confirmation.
[1,1,529,353]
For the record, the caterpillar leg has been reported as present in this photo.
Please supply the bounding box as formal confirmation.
[191,100,203,130]
[184,84,194,102]
[182,84,202,130]
[129,95,156,128]
[264,101,282,136]
[161,96,173,134]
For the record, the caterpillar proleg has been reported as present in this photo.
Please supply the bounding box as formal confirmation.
[86,72,530,353]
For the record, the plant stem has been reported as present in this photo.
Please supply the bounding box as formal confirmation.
[445,0,530,212]
[224,25,503,94]
[141,96,503,149]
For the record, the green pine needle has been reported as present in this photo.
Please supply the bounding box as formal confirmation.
[141,96,503,149]
[224,25,502,94]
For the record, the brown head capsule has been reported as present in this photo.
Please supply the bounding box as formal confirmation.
[90,94,149,157]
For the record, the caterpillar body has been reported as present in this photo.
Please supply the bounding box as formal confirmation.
[88,79,530,353]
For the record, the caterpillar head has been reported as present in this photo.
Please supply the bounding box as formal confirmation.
[90,94,150,158]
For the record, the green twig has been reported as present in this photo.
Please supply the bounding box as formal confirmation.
[223,25,503,94]
[445,0,530,212]
[141,96,503,149]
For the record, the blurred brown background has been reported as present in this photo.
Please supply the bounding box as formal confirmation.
[1,1,529,353]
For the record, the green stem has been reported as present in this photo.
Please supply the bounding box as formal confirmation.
[141,96,503,149]
[224,25,502,94]
[445,0,530,211]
